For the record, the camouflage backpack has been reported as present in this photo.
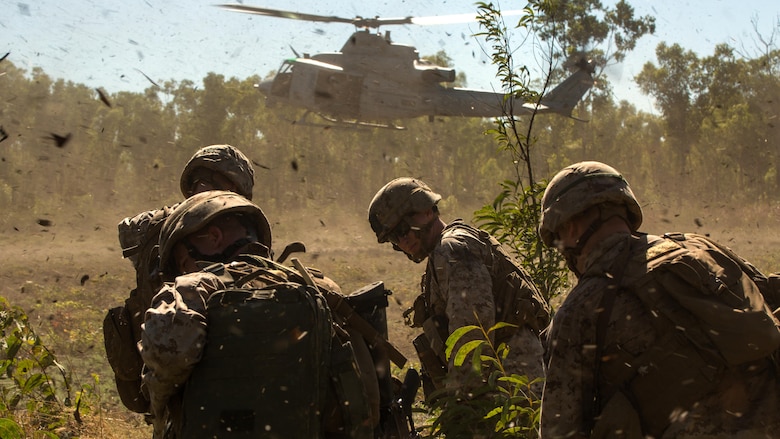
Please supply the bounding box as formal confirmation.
[588,232,780,438]
[175,255,373,439]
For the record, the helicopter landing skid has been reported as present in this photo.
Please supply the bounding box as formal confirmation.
[293,111,406,130]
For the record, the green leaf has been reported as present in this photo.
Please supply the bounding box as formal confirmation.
[21,373,46,394]
[453,339,486,367]
[487,321,517,333]
[4,337,21,361]
[0,418,24,439]
[444,325,480,358]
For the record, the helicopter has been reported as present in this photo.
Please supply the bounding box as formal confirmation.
[218,4,595,128]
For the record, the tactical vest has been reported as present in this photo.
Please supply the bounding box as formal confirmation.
[589,233,780,438]
[418,221,550,359]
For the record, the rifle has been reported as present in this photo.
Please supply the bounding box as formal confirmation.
[384,368,421,439]
[412,334,446,397]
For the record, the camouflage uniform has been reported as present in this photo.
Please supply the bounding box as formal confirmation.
[141,271,218,433]
[424,220,546,391]
[542,232,780,438]
[368,178,549,396]
[106,145,255,414]
[539,162,780,439]
[141,191,372,439]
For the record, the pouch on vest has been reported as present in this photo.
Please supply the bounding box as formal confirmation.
[102,291,149,414]
[476,228,551,338]
[590,390,643,439]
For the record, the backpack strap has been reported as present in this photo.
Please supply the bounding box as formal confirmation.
[290,258,408,368]
[288,258,374,438]
[581,235,637,436]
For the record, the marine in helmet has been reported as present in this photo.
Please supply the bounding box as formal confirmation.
[368,178,549,421]
[141,190,373,439]
[539,161,780,439]
[106,144,256,414]
[119,144,256,277]
[157,190,272,277]
[140,191,271,436]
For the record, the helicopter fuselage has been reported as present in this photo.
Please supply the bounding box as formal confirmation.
[256,30,593,123]
[258,30,515,120]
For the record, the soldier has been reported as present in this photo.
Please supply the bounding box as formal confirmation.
[538,161,780,438]
[367,178,550,399]
[141,190,373,439]
[104,144,256,413]
[119,143,256,304]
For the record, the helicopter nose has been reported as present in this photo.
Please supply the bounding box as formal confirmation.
[254,80,274,96]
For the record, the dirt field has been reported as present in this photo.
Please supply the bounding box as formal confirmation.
[0,201,778,437]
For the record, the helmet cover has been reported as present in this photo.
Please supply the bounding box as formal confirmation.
[539,161,642,246]
[368,177,441,243]
[158,190,271,272]
[179,144,255,199]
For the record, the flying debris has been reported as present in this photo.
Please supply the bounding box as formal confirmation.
[46,132,72,148]
[135,68,160,88]
[96,88,112,108]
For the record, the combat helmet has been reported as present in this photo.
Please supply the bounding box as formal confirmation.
[180,144,255,200]
[158,190,272,274]
[539,161,642,247]
[368,177,441,243]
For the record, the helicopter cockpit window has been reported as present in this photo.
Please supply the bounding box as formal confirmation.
[271,73,292,97]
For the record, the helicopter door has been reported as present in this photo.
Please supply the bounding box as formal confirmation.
[289,66,318,109]
[313,71,362,119]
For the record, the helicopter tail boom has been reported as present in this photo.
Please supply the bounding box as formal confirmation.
[429,65,594,119]
[526,65,595,117]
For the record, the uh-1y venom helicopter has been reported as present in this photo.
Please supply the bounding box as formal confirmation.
[218,4,595,129]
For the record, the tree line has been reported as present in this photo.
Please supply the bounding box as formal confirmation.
[0,35,777,232]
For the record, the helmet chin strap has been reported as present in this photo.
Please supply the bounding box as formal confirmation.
[392,216,438,263]
[561,208,632,277]
[561,217,603,277]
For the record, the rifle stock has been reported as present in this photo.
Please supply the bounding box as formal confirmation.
[412,334,446,393]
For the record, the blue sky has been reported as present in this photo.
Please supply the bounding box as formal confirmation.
[3,0,778,113]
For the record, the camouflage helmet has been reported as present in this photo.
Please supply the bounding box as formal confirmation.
[368,177,441,243]
[180,144,255,200]
[539,161,642,247]
[158,190,272,273]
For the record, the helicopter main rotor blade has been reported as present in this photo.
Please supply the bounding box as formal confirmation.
[216,4,414,28]
[217,4,356,25]
[411,10,526,26]
[217,3,525,28]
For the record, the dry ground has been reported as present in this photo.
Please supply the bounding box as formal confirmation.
[0,212,424,437]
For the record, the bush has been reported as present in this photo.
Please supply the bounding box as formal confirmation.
[0,296,95,438]
[419,320,541,438]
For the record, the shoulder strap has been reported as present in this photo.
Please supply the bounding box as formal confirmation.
[290,259,408,369]
[582,235,638,435]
